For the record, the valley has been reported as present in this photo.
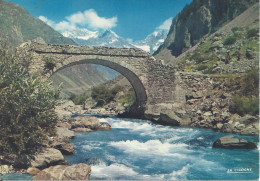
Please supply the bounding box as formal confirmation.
[0,0,259,180]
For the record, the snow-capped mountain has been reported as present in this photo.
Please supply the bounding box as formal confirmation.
[63,28,168,54]
[62,28,99,41]
[132,30,168,54]
[63,29,135,48]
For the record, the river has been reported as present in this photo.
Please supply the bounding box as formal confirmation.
[1,115,259,180]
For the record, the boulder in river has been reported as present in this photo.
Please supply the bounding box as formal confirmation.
[31,148,66,169]
[71,116,101,130]
[213,135,257,149]
[33,163,91,180]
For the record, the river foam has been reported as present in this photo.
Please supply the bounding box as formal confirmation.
[66,116,259,180]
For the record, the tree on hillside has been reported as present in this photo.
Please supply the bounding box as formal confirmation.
[0,43,60,154]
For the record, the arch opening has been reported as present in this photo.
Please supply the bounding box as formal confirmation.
[51,59,147,117]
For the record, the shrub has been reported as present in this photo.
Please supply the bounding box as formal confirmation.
[69,93,89,105]
[119,89,136,106]
[44,58,56,72]
[230,95,259,116]
[231,27,241,33]
[247,28,258,38]
[196,64,208,71]
[241,68,259,96]
[0,48,59,154]
[191,51,208,63]
[91,85,123,106]
[223,36,236,45]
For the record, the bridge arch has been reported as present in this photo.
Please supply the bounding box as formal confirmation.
[16,41,176,118]
[52,58,147,108]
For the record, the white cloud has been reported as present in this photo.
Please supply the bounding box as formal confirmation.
[38,9,117,34]
[55,21,76,32]
[157,17,173,30]
[66,9,117,30]
[39,15,55,27]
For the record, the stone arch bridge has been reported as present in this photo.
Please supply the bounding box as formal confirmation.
[16,41,176,117]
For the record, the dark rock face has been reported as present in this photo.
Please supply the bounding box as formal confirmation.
[213,135,257,149]
[155,0,257,59]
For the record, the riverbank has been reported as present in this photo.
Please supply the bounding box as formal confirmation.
[0,100,112,180]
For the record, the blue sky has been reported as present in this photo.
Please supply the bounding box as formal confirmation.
[6,0,192,41]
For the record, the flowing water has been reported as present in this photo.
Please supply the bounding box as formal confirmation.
[2,116,259,180]
[65,116,259,180]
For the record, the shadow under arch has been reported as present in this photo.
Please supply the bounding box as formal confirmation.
[51,59,147,118]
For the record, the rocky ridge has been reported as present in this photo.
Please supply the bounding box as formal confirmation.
[155,0,258,64]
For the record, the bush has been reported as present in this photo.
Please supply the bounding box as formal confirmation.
[241,68,259,96]
[196,64,208,71]
[223,36,236,45]
[44,58,56,72]
[119,89,136,106]
[69,93,89,105]
[91,85,123,106]
[230,95,259,116]
[247,28,258,38]
[0,48,59,154]
[191,51,208,63]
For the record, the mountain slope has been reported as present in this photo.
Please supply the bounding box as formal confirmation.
[0,0,109,97]
[154,0,258,64]
[0,0,76,47]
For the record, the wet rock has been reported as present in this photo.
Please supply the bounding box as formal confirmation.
[54,142,74,155]
[33,163,91,180]
[213,135,257,149]
[72,116,101,130]
[27,167,40,175]
[31,148,66,169]
[158,111,181,126]
[98,122,112,130]
[72,127,93,132]
[85,158,106,166]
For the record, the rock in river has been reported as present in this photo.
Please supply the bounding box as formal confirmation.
[213,135,257,149]
[31,148,66,169]
[33,163,91,180]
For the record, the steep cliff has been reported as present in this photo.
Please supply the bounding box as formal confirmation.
[154,0,258,64]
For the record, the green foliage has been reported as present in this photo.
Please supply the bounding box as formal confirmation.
[247,27,258,38]
[230,95,259,116]
[44,58,56,72]
[202,66,216,74]
[223,36,236,45]
[119,89,136,106]
[0,48,59,154]
[231,27,242,33]
[240,68,259,96]
[191,51,207,63]
[196,64,208,71]
[91,85,123,106]
[69,93,89,105]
